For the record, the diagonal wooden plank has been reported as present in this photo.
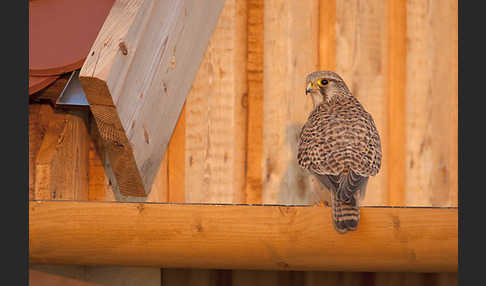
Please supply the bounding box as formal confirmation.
[80,0,227,197]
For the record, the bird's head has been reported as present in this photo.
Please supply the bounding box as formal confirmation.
[305,70,350,107]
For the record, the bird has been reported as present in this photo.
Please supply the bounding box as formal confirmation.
[297,70,382,234]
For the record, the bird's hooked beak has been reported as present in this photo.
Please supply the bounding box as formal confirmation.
[306,82,314,95]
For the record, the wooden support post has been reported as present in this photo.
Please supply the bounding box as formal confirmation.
[79,0,226,197]
[29,104,52,200]
[30,201,457,272]
[34,110,90,200]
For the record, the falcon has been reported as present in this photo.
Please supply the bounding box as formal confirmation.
[297,71,382,234]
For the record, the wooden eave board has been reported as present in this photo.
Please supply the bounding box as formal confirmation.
[29,75,59,95]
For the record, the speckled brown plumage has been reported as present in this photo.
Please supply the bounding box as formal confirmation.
[297,71,382,234]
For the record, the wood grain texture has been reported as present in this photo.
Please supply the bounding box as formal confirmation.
[87,116,110,201]
[80,0,226,196]
[387,0,407,205]
[245,0,264,204]
[233,270,280,286]
[30,265,161,286]
[34,110,90,200]
[30,201,457,272]
[262,0,319,204]
[372,272,458,286]
[319,0,336,70]
[29,104,52,200]
[163,269,232,286]
[405,0,458,206]
[87,138,107,201]
[185,0,247,203]
[335,0,388,206]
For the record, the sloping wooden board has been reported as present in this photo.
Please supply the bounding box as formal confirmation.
[79,0,226,197]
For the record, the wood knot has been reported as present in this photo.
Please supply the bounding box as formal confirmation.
[278,206,296,217]
[193,223,203,233]
[163,82,168,95]
[277,261,289,269]
[241,93,248,108]
[143,127,150,144]
[393,216,400,231]
[409,249,417,262]
[119,42,128,55]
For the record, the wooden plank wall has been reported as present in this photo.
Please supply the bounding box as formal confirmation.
[29,0,457,285]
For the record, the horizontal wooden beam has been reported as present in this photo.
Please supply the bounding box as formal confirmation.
[29,201,457,272]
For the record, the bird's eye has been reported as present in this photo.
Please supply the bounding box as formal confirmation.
[318,79,329,86]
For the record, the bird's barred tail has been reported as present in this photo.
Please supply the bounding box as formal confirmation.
[331,193,360,234]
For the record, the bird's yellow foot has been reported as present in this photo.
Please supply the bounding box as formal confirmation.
[314,201,329,207]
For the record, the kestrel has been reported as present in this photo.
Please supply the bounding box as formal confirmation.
[297,71,382,234]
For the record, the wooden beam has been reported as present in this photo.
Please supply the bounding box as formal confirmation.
[30,201,457,272]
[79,0,226,197]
